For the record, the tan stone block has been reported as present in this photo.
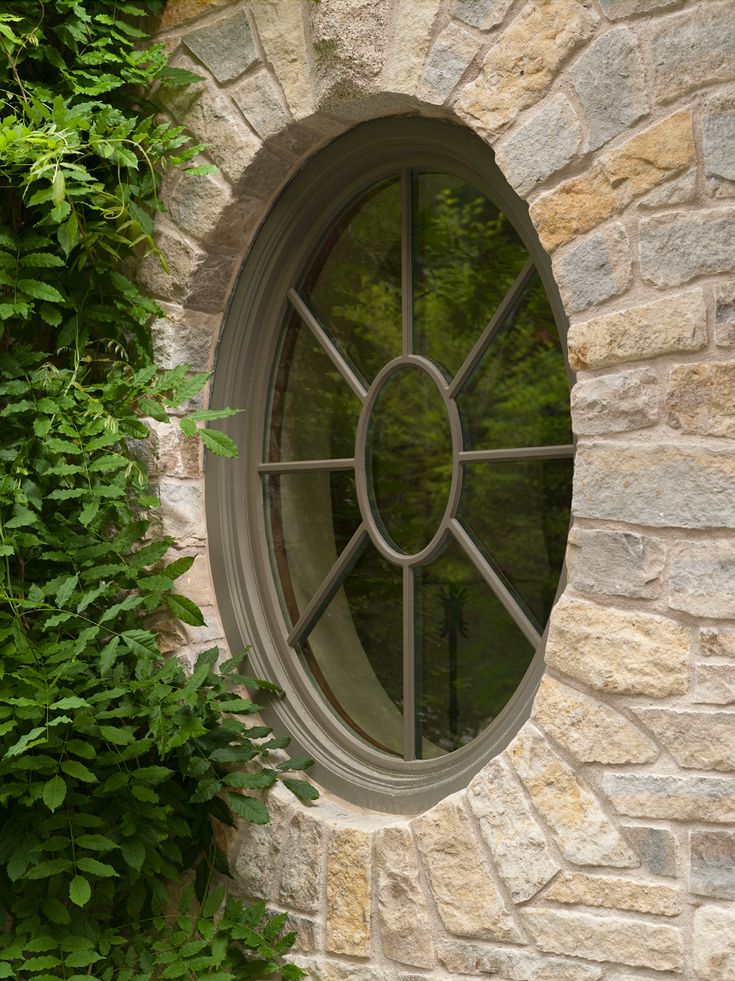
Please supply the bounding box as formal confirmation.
[669,540,735,618]
[693,905,735,980]
[157,0,236,32]
[634,708,735,772]
[508,725,638,868]
[701,628,735,659]
[376,825,435,969]
[694,663,735,705]
[602,773,735,823]
[521,909,683,972]
[531,112,694,250]
[439,938,604,980]
[326,827,371,957]
[666,363,735,437]
[567,288,706,371]
[381,0,443,96]
[413,797,522,943]
[532,676,658,764]
[279,810,325,913]
[468,758,560,902]
[455,0,598,138]
[250,0,315,119]
[544,871,681,916]
[545,598,690,697]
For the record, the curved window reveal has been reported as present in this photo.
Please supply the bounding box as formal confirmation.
[262,170,573,762]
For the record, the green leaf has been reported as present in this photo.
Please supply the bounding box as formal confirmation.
[58,212,79,256]
[275,757,315,772]
[61,760,97,782]
[189,407,240,422]
[179,417,197,437]
[226,793,269,824]
[20,252,65,268]
[162,555,195,580]
[75,834,117,852]
[42,775,67,812]
[42,897,71,924]
[50,696,90,710]
[281,778,319,802]
[120,839,145,870]
[17,280,64,303]
[224,771,276,791]
[201,885,225,919]
[199,428,238,458]
[166,593,205,626]
[69,875,91,907]
[76,857,118,878]
[25,858,72,879]
[55,574,79,607]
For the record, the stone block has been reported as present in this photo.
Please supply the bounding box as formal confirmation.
[293,957,391,981]
[150,307,219,373]
[544,597,690,697]
[452,0,515,30]
[567,288,706,371]
[640,209,735,288]
[544,871,680,916]
[571,367,659,436]
[691,831,735,900]
[310,0,389,106]
[599,0,680,16]
[521,909,683,972]
[700,628,735,659]
[186,252,239,313]
[163,166,234,247]
[622,825,677,878]
[633,708,735,772]
[438,939,604,980]
[530,111,694,251]
[569,27,648,151]
[169,549,214,610]
[532,675,658,764]
[455,0,598,138]
[418,24,479,105]
[651,3,735,104]
[376,824,435,969]
[231,69,290,140]
[638,167,696,209]
[146,419,201,479]
[231,791,289,899]
[325,827,371,957]
[137,220,205,304]
[667,363,735,438]
[694,664,735,705]
[183,10,257,83]
[468,758,560,902]
[669,541,735,618]
[508,724,638,868]
[413,797,521,943]
[601,773,735,823]
[286,914,317,953]
[381,0,442,97]
[554,223,631,314]
[693,906,735,981]
[568,526,664,599]
[573,442,735,530]
[703,111,735,182]
[250,0,315,119]
[279,810,325,913]
[157,0,236,32]
[495,94,582,198]
[159,478,206,545]
[715,282,735,347]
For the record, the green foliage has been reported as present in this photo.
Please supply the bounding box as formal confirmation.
[0,3,311,978]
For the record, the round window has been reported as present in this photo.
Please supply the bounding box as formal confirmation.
[207,119,573,813]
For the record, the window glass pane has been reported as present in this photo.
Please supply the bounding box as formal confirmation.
[269,310,361,462]
[416,538,535,758]
[413,172,529,378]
[304,177,402,385]
[457,274,572,450]
[265,470,361,628]
[459,458,573,627]
[301,543,404,757]
[368,366,452,555]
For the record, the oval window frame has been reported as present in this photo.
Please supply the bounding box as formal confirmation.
[206,117,574,814]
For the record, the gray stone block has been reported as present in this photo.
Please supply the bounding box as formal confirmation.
[183,10,258,83]
[651,3,735,103]
[495,93,581,197]
[568,527,664,598]
[695,664,735,706]
[715,282,735,347]
[703,112,735,182]
[571,367,659,436]
[419,24,478,105]
[691,831,735,900]
[600,0,680,16]
[640,210,735,288]
[602,773,735,823]
[231,69,290,140]
[554,223,630,313]
[570,27,648,150]
[639,167,696,209]
[669,541,735,618]
[622,825,677,878]
[452,0,514,31]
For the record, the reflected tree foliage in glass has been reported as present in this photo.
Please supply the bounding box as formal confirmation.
[263,168,573,761]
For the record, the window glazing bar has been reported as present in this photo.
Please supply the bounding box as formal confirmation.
[287,524,367,647]
[258,458,355,474]
[450,518,541,647]
[459,444,574,464]
[448,258,536,397]
[402,564,416,762]
[287,289,368,402]
[402,169,413,357]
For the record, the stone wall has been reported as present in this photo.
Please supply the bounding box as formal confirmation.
[143,0,735,977]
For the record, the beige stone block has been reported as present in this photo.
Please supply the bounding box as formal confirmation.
[694,663,735,705]
[157,0,236,31]
[545,598,690,697]
[376,825,435,969]
[567,528,665,600]
[602,773,735,823]
[521,909,683,972]
[439,938,604,980]
[326,827,371,957]
[701,628,735,659]
[167,549,214,609]
[634,708,735,772]
[669,540,735,619]
[293,957,391,981]
[571,368,659,436]
[279,810,325,913]
[693,905,735,980]
[508,725,638,868]
[250,0,315,119]
[381,0,442,96]
[567,288,706,371]
[455,0,598,138]
[544,871,681,916]
[413,797,522,943]
[468,758,560,902]
[309,0,389,106]
[417,23,479,106]
[531,111,694,250]
[532,676,658,764]
[159,477,206,545]
[666,363,735,438]
[147,419,201,479]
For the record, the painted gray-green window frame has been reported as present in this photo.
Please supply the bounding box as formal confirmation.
[207,118,574,814]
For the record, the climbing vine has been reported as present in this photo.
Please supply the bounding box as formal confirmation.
[0,3,311,978]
